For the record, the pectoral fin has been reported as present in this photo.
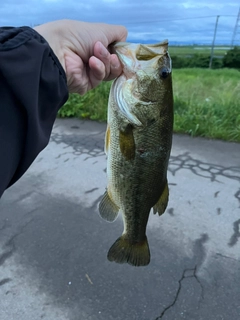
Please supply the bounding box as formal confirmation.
[99,190,119,222]
[104,125,110,155]
[153,182,169,216]
[119,124,135,160]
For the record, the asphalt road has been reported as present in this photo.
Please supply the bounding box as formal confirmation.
[0,119,239,320]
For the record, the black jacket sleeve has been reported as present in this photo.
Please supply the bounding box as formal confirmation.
[0,26,69,197]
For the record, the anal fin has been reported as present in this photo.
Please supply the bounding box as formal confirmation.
[153,182,169,216]
[99,190,119,222]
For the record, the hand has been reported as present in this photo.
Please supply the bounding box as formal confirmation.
[34,20,127,95]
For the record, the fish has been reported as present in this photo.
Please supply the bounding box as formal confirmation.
[99,40,173,267]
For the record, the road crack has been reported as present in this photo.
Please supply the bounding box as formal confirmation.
[155,266,204,320]
[168,152,240,182]
[216,253,240,262]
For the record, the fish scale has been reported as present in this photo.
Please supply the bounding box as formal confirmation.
[99,41,173,266]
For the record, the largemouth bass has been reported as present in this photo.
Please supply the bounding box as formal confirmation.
[99,41,173,266]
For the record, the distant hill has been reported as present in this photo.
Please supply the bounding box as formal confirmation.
[127,39,235,46]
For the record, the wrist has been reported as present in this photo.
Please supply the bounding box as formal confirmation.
[34,23,66,72]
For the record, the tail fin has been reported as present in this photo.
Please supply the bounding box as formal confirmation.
[107,236,150,267]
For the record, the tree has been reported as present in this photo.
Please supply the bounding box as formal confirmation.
[222,47,240,69]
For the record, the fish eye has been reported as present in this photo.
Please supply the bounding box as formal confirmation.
[159,67,169,79]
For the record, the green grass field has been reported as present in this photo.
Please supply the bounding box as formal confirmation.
[173,68,240,141]
[168,45,231,57]
[58,68,240,142]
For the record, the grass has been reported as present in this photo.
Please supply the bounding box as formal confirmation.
[58,68,240,142]
[168,45,231,57]
[58,83,110,120]
[173,68,240,141]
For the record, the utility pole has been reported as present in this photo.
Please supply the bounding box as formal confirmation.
[231,7,240,48]
[209,15,220,69]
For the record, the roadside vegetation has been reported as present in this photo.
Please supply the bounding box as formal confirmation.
[170,46,240,69]
[173,68,240,141]
[58,47,240,142]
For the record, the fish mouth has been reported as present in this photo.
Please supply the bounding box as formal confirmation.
[111,42,137,75]
[110,41,170,77]
[109,42,128,54]
[111,41,169,59]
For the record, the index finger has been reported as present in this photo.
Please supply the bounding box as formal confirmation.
[100,24,128,46]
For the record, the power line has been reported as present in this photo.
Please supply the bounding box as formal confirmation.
[124,15,237,25]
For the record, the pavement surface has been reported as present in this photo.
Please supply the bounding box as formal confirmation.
[0,118,239,320]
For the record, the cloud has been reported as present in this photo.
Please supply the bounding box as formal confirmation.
[0,0,239,44]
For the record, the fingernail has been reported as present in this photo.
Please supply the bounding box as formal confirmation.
[111,55,121,69]
[99,42,109,58]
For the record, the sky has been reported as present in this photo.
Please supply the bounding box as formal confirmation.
[1,0,239,44]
